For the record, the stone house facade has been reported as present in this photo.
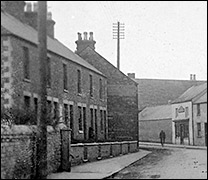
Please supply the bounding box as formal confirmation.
[1,2,108,141]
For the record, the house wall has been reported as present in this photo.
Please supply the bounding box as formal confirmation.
[1,35,107,141]
[78,47,139,141]
[193,102,207,146]
[171,102,193,145]
[139,119,172,143]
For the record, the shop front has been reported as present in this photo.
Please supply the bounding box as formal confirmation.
[174,119,190,145]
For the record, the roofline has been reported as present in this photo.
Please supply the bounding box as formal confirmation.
[2,33,107,78]
[78,46,138,86]
[192,89,207,102]
[172,87,207,104]
[135,78,207,82]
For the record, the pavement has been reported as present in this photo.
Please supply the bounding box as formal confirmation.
[47,149,151,179]
[47,142,206,179]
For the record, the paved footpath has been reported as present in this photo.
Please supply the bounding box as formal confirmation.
[139,142,207,150]
[47,142,206,179]
[47,149,150,179]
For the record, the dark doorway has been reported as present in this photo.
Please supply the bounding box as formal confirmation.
[205,123,207,146]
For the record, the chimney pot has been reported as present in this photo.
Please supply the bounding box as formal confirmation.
[47,12,52,20]
[190,74,193,80]
[83,32,88,40]
[127,73,135,79]
[193,74,196,80]
[89,32,93,40]
[77,32,82,40]
[33,2,38,12]
[25,2,32,12]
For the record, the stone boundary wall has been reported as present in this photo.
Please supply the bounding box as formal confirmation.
[1,124,139,179]
[70,141,139,166]
[1,125,61,179]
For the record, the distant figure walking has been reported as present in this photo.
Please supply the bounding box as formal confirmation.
[159,130,166,147]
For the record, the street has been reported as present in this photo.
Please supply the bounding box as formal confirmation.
[107,147,207,179]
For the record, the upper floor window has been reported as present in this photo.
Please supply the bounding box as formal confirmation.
[23,47,30,80]
[89,75,93,97]
[77,70,82,94]
[99,79,103,99]
[185,107,189,117]
[197,104,201,116]
[63,63,68,90]
[78,106,83,131]
[47,57,51,87]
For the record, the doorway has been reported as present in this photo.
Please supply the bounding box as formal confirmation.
[205,123,207,146]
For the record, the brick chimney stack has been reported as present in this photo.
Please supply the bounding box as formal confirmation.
[190,74,196,81]
[75,32,96,54]
[127,73,136,79]
[1,1,26,22]
[24,2,55,38]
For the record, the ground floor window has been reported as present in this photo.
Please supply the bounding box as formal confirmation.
[78,106,83,131]
[197,123,202,137]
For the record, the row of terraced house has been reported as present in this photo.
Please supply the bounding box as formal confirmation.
[1,1,139,142]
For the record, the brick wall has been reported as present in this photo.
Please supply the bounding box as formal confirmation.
[139,119,172,143]
[77,47,139,141]
[1,125,61,179]
[70,141,138,166]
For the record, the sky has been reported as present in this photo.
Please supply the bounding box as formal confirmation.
[30,1,207,80]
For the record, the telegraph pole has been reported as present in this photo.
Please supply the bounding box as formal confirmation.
[36,1,48,179]
[113,21,125,70]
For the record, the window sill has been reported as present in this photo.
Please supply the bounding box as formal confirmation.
[197,136,202,138]
[23,78,31,83]
[64,89,69,93]
[78,130,83,134]
[77,93,82,97]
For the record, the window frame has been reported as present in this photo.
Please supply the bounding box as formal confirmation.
[77,70,82,94]
[23,46,30,80]
[63,63,68,91]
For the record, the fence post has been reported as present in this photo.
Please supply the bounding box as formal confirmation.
[60,129,71,172]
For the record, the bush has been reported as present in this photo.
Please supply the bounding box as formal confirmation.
[1,106,37,125]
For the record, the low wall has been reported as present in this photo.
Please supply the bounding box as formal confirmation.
[70,140,139,166]
[1,125,61,179]
[139,118,172,143]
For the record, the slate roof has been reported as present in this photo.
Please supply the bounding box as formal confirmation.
[172,82,207,103]
[134,78,206,110]
[1,12,104,76]
[78,46,138,86]
[139,104,172,121]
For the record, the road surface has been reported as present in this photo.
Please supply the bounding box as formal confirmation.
[108,147,207,179]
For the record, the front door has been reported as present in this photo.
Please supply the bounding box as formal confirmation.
[180,124,184,144]
[205,123,207,146]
